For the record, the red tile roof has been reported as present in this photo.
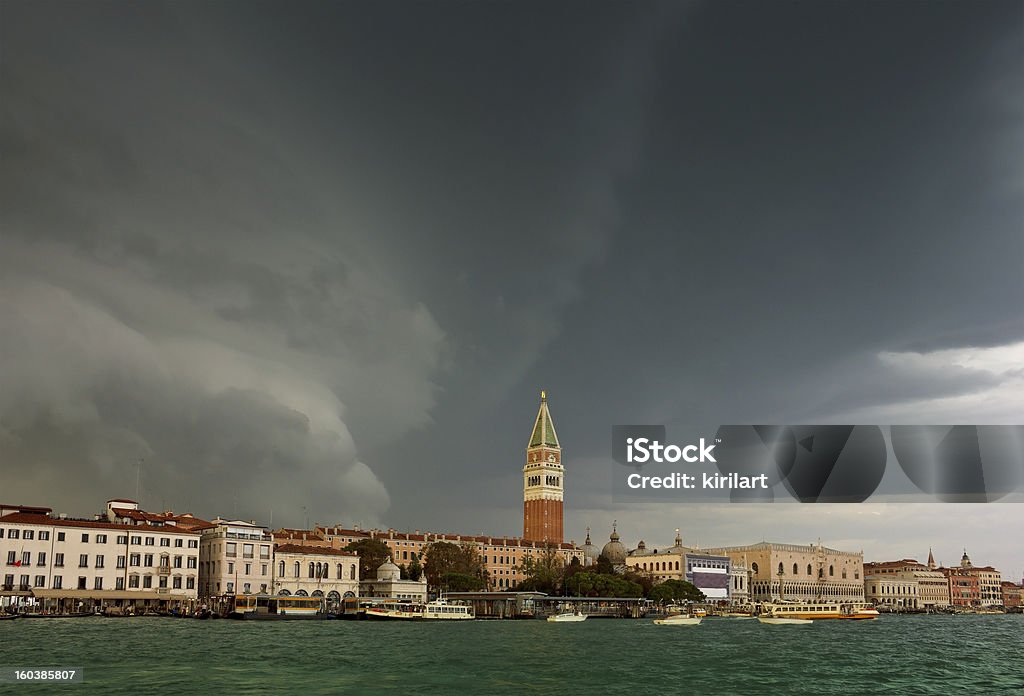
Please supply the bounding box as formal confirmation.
[273,543,357,557]
[0,512,201,534]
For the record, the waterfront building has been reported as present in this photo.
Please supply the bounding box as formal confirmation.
[729,562,751,605]
[1,501,200,612]
[863,559,949,609]
[624,529,733,601]
[198,518,274,599]
[272,544,359,605]
[523,390,564,544]
[360,557,427,601]
[701,541,865,602]
[273,529,329,547]
[938,551,1002,607]
[1000,582,1022,608]
[316,525,583,590]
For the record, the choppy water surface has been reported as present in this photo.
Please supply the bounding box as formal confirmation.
[1,614,1022,694]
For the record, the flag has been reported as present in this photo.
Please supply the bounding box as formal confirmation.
[13,560,21,567]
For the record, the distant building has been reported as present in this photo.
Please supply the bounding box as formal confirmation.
[1,500,200,612]
[198,518,274,598]
[316,525,583,591]
[1000,581,1022,609]
[864,558,949,609]
[360,557,427,602]
[938,550,1002,608]
[272,544,359,605]
[702,541,865,602]
[624,529,733,602]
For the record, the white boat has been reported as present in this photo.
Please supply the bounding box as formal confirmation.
[758,617,813,625]
[547,611,587,622]
[654,614,701,625]
[422,598,474,621]
[756,601,879,621]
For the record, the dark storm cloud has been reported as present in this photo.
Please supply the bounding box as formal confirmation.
[1,1,1022,571]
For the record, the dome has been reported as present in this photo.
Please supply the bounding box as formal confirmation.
[580,528,600,566]
[376,557,401,581]
[601,525,627,565]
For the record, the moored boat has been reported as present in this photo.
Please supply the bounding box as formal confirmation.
[547,611,587,622]
[654,614,701,626]
[758,617,813,625]
[756,601,879,621]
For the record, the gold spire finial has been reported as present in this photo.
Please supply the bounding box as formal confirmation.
[540,389,546,401]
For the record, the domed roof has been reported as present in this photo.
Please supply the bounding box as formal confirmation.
[376,556,401,581]
[601,523,627,565]
[580,527,599,565]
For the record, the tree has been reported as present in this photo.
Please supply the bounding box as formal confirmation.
[344,538,392,580]
[423,542,488,591]
[649,579,705,605]
[517,544,566,595]
[564,572,642,598]
[592,553,615,576]
[440,572,487,592]
[408,554,423,582]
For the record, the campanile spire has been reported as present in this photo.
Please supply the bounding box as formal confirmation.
[523,389,564,543]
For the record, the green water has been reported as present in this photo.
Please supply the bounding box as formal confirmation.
[1,614,1022,694]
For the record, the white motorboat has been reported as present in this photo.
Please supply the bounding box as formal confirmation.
[757,617,813,625]
[547,611,587,622]
[653,614,701,626]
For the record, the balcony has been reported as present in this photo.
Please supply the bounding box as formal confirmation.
[158,566,171,576]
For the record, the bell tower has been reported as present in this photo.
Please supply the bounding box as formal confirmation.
[523,390,563,544]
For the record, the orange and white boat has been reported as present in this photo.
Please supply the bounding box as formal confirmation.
[756,601,879,621]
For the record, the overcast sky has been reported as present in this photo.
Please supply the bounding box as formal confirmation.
[1,2,1022,580]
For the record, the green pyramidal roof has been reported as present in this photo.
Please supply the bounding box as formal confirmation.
[528,390,560,448]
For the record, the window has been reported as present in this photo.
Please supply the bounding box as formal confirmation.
[279,561,285,577]
[95,555,105,569]
[829,565,834,577]
[261,564,267,576]
[131,536,142,545]
[34,575,45,587]
[82,533,89,543]
[228,562,234,574]
[5,551,14,565]
[57,532,65,542]
[79,554,88,568]
[226,543,236,557]
[243,582,251,594]
[145,537,154,546]
[226,582,234,593]
[117,535,128,544]
[260,545,270,559]
[188,540,198,548]
[36,552,46,566]
[260,583,268,594]
[243,543,254,559]
[144,554,153,567]
[52,576,63,589]
[159,576,167,589]
[350,564,356,580]
[77,577,86,590]
[294,561,300,577]
[244,563,251,575]
[173,576,182,589]
[129,575,140,589]
[778,563,784,576]
[117,556,126,569]
[130,554,141,567]
[793,563,798,575]
[186,577,195,590]
[116,577,125,590]
[143,575,152,588]
[0,529,4,538]
[309,562,315,578]
[39,531,50,541]
[55,553,64,567]
[21,552,30,566]
[337,564,343,579]
[174,556,182,568]
[94,577,103,590]
[175,539,183,548]
[24,530,34,540]
[187,557,197,569]
[160,538,170,547]
[8,530,18,539]
[807,564,812,576]
[96,534,107,543]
